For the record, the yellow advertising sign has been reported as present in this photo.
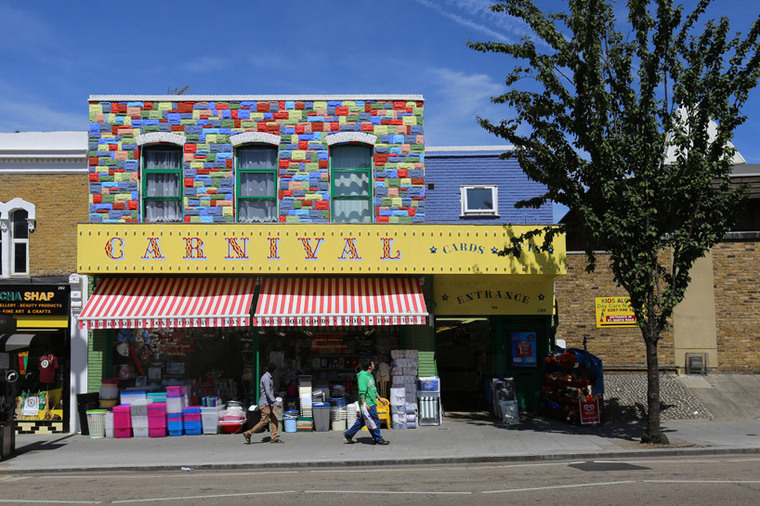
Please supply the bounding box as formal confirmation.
[595,296,637,327]
[433,275,555,315]
[77,224,566,276]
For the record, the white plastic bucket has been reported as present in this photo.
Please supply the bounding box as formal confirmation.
[86,409,106,438]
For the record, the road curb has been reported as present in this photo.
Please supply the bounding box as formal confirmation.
[5,446,760,475]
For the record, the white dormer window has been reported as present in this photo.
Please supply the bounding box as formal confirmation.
[461,185,498,216]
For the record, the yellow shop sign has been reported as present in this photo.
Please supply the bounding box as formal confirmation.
[434,275,555,315]
[77,224,566,276]
[595,296,637,327]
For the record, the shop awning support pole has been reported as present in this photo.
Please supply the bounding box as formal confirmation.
[253,330,260,406]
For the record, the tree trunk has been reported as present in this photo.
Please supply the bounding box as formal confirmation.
[641,332,669,444]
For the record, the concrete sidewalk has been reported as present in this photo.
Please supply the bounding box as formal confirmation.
[3,412,760,474]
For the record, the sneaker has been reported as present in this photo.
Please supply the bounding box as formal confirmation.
[343,431,354,444]
[374,439,390,446]
[243,433,251,444]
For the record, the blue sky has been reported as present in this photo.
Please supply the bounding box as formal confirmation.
[1,0,758,168]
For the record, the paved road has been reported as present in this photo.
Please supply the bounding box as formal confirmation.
[2,455,760,505]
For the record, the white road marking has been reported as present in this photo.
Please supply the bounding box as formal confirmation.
[111,490,297,503]
[306,490,472,495]
[482,480,636,494]
[0,500,99,504]
[31,470,299,479]
[644,480,760,484]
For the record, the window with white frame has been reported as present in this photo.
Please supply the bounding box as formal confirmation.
[236,144,278,223]
[461,185,498,216]
[331,144,373,223]
[11,209,30,275]
[0,199,35,278]
[142,145,183,222]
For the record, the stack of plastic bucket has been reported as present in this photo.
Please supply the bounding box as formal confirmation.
[148,401,167,437]
[167,413,183,436]
[131,399,149,437]
[283,410,298,433]
[330,397,347,431]
[113,405,132,438]
[104,411,114,438]
[166,386,185,415]
[183,407,202,435]
[313,402,330,432]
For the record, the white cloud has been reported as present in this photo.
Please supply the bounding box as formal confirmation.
[413,0,533,43]
[422,67,510,146]
[0,96,86,133]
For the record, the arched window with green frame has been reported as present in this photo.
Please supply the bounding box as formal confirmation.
[236,144,278,223]
[331,143,373,223]
[141,144,183,223]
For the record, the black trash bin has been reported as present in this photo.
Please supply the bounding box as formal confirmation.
[76,393,100,435]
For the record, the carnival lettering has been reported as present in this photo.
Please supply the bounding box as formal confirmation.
[100,234,513,264]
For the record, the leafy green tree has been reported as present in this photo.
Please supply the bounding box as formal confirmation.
[469,0,760,443]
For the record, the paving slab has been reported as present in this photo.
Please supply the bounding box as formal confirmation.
[3,414,760,474]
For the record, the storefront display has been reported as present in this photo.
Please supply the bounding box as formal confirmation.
[539,347,604,425]
[1,283,70,434]
[111,327,249,406]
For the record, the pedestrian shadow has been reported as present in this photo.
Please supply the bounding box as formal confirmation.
[10,433,76,459]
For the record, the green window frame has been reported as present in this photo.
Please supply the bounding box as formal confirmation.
[235,144,278,223]
[141,144,183,223]
[330,144,373,223]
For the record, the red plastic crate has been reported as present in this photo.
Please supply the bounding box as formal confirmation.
[149,427,167,438]
[114,428,132,438]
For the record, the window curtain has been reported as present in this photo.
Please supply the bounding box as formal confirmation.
[238,201,276,223]
[145,201,182,223]
[145,148,182,169]
[239,147,277,169]
[240,172,274,197]
[333,200,370,223]
[334,172,369,197]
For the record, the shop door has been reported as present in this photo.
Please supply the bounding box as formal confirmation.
[435,318,491,411]
[492,317,552,410]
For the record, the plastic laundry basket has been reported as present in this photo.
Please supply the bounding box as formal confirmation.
[86,409,107,438]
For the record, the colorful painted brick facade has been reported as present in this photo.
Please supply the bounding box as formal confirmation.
[87,95,425,224]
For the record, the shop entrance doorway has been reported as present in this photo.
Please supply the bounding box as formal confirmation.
[435,318,491,411]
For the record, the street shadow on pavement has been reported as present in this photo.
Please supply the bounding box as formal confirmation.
[10,434,76,459]
[445,406,650,442]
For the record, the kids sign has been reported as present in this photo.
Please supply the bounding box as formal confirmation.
[595,296,637,328]
[77,224,566,276]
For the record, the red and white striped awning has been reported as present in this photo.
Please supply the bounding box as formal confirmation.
[253,277,428,327]
[78,277,257,330]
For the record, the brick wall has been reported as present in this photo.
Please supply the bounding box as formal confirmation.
[0,173,88,277]
[425,149,552,224]
[712,240,760,372]
[88,97,425,224]
[554,252,675,369]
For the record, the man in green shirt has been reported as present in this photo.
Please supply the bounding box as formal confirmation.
[344,358,389,445]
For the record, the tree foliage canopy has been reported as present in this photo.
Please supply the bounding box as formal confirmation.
[469,0,760,441]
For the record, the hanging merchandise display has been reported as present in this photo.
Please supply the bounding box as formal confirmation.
[539,347,604,425]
